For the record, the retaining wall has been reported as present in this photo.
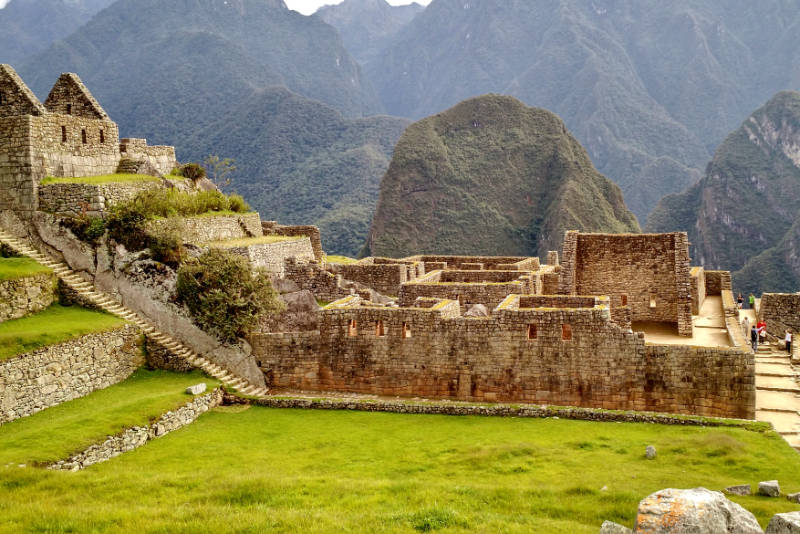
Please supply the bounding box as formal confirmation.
[0,272,55,322]
[38,180,162,217]
[0,324,143,424]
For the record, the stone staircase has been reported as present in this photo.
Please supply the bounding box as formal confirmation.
[0,228,268,397]
[754,342,800,451]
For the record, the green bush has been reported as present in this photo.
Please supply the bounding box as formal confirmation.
[61,215,107,245]
[228,194,250,213]
[179,163,207,181]
[148,218,185,267]
[176,249,283,343]
[106,203,149,251]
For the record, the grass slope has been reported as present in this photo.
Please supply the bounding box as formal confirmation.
[366,95,640,258]
[1,408,797,532]
[0,305,126,360]
[0,369,219,466]
[0,255,52,281]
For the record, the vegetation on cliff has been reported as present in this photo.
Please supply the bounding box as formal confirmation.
[647,91,800,293]
[366,0,800,220]
[365,95,640,258]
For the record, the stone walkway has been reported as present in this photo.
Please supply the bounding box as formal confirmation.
[754,341,800,451]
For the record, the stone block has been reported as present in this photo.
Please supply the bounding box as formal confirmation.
[186,383,207,395]
[759,480,781,497]
[766,512,800,533]
[724,485,751,496]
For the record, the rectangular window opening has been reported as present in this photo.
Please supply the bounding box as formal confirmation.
[402,322,412,339]
[649,295,657,309]
[0,91,5,105]
[66,104,72,115]
[348,319,357,337]
[81,129,87,144]
[561,324,572,341]
[61,126,67,143]
[99,129,105,144]
[376,320,385,337]
[621,294,628,306]
[527,324,537,340]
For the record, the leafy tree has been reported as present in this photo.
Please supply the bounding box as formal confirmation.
[204,155,236,191]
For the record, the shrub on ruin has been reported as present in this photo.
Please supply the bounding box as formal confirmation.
[178,163,207,181]
[176,248,283,343]
[106,203,149,251]
[148,217,185,267]
[61,215,106,245]
[228,194,250,213]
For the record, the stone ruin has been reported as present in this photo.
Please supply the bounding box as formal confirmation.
[0,64,176,215]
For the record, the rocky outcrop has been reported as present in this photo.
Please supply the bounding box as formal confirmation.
[49,388,222,471]
[634,488,762,533]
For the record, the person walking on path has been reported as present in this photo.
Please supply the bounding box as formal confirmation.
[742,316,750,338]
[737,293,744,309]
[751,325,759,352]
[785,329,793,355]
[748,293,755,310]
[757,320,767,344]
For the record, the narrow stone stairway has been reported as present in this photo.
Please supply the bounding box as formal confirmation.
[754,342,800,451]
[0,228,268,397]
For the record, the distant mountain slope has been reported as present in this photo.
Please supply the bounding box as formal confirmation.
[647,91,800,293]
[186,86,410,256]
[316,0,423,67]
[0,0,114,66]
[18,0,380,123]
[364,95,640,258]
[368,0,800,221]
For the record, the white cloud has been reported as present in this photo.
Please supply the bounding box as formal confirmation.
[0,0,9,8]
[285,0,431,16]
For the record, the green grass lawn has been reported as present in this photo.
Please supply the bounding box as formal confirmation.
[0,255,52,281]
[325,254,359,264]
[0,369,219,467]
[0,405,797,533]
[41,174,161,185]
[0,304,127,360]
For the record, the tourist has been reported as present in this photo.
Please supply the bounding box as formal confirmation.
[757,319,767,344]
[737,293,743,309]
[751,326,759,352]
[748,293,755,310]
[786,330,793,355]
[742,316,750,338]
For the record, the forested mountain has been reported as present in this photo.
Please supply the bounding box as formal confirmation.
[18,0,379,122]
[367,0,800,221]
[647,91,800,294]
[365,95,640,258]
[185,86,409,256]
[0,0,114,66]
[315,0,423,68]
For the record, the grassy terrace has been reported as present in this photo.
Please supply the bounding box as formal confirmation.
[0,255,52,281]
[0,305,127,360]
[325,254,359,264]
[205,235,302,248]
[0,369,219,466]
[0,405,798,533]
[41,174,161,185]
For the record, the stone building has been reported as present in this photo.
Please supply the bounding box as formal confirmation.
[0,64,176,214]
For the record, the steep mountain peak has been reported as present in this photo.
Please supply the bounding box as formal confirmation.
[364,94,640,258]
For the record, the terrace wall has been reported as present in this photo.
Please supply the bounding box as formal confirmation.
[148,213,263,244]
[252,303,753,418]
[262,222,323,262]
[759,293,800,337]
[221,238,315,277]
[38,180,162,217]
[0,272,56,323]
[558,231,693,336]
[0,324,143,424]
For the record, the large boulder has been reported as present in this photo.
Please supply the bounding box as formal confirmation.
[767,512,800,533]
[760,480,782,497]
[634,488,762,534]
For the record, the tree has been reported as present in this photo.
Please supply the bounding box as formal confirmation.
[204,155,236,191]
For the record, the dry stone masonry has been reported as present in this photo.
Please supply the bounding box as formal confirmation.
[0,324,142,424]
[0,271,55,322]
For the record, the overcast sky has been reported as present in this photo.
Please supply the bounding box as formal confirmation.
[285,0,430,15]
[0,0,430,13]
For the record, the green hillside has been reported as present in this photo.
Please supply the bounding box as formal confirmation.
[647,91,800,293]
[365,95,640,258]
[185,86,409,256]
[367,0,800,220]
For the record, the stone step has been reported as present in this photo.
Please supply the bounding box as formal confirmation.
[756,375,800,392]
[756,410,800,433]
[756,389,800,411]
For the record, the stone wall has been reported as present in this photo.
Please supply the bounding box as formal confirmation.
[329,262,411,296]
[404,255,540,271]
[49,388,222,471]
[148,213,263,244]
[38,180,163,217]
[0,324,143,424]
[760,293,800,337]
[252,299,754,418]
[704,270,731,296]
[284,258,360,302]
[398,270,535,309]
[558,231,693,336]
[0,272,55,323]
[220,237,316,277]
[120,138,176,176]
[690,266,706,315]
[263,221,324,262]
